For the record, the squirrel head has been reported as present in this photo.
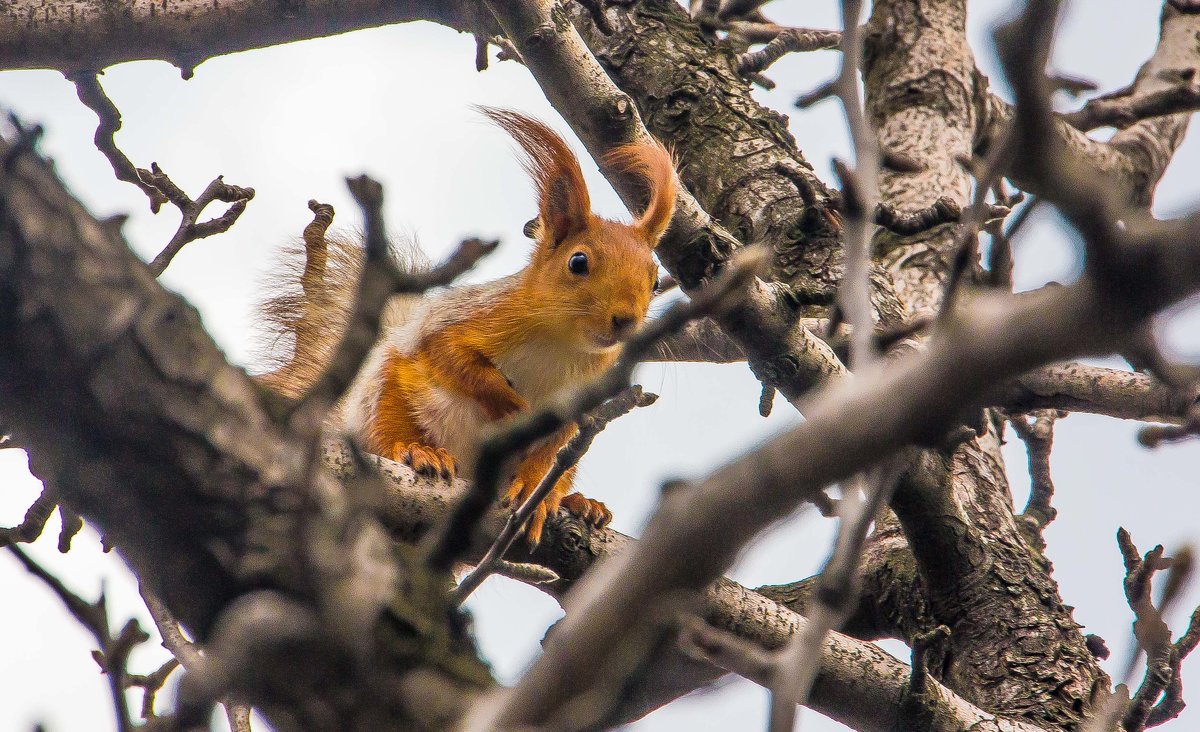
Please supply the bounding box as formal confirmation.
[480,107,677,354]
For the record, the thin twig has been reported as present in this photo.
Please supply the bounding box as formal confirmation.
[7,546,147,732]
[57,503,83,553]
[769,462,902,732]
[769,3,880,728]
[736,28,842,76]
[450,386,656,603]
[420,247,767,572]
[145,165,255,276]
[127,658,181,719]
[795,81,836,109]
[873,196,1008,237]
[71,73,254,275]
[0,487,56,546]
[1113,530,1197,732]
[1008,409,1062,546]
[70,72,169,212]
[286,174,497,435]
[143,585,253,727]
[939,125,1016,319]
[142,586,204,669]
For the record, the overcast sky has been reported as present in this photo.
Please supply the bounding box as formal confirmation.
[2,1,1200,730]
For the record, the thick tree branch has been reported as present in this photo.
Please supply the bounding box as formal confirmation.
[994,363,1198,424]
[1065,81,1200,132]
[325,443,1054,732]
[475,7,1200,703]
[0,1,497,75]
[484,0,864,406]
[0,126,490,730]
[982,3,1200,207]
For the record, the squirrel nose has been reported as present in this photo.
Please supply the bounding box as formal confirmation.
[611,315,636,337]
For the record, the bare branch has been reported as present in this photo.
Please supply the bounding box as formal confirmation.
[736,28,842,76]
[143,586,252,727]
[873,196,950,235]
[70,72,255,275]
[1008,409,1062,547]
[142,586,204,669]
[450,386,656,603]
[0,1,498,73]
[0,486,56,546]
[327,443,1053,732]
[7,546,148,732]
[1115,530,1196,732]
[70,73,168,212]
[1065,81,1200,131]
[795,81,837,109]
[286,173,496,435]
[145,166,254,276]
[56,503,83,553]
[995,362,1199,423]
[127,658,181,720]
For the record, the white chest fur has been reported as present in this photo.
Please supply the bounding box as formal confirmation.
[417,340,596,477]
[493,338,592,405]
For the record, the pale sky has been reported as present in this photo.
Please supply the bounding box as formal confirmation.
[2,1,1200,730]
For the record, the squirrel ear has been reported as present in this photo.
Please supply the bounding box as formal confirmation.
[478,106,591,247]
[603,139,678,247]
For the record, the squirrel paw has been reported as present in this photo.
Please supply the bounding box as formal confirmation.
[500,478,562,549]
[394,442,457,481]
[561,493,612,529]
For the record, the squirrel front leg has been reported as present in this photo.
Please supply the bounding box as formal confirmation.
[504,424,612,546]
[423,332,528,420]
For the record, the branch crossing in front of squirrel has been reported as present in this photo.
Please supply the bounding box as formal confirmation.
[256,107,678,545]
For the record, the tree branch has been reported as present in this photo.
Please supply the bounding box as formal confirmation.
[484,0,857,406]
[0,1,498,74]
[0,121,491,731]
[325,443,1054,732]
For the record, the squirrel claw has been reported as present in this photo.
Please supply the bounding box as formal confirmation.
[501,478,566,548]
[522,492,563,549]
[395,442,457,481]
[561,493,612,529]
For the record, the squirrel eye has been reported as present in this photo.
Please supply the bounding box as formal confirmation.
[567,251,589,275]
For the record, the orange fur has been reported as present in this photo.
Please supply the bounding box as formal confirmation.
[257,108,679,545]
[604,139,678,243]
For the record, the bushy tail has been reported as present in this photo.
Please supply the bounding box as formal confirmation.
[254,201,427,399]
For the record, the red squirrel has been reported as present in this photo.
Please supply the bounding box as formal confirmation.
[258,108,677,544]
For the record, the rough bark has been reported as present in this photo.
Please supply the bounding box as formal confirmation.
[0,134,490,731]
[3,1,1199,731]
[327,442,1051,732]
[865,1,1110,726]
[0,0,494,75]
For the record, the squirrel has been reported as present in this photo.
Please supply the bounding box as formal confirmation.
[256,107,678,545]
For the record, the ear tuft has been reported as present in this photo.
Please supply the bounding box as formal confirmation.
[603,139,678,247]
[478,106,591,247]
